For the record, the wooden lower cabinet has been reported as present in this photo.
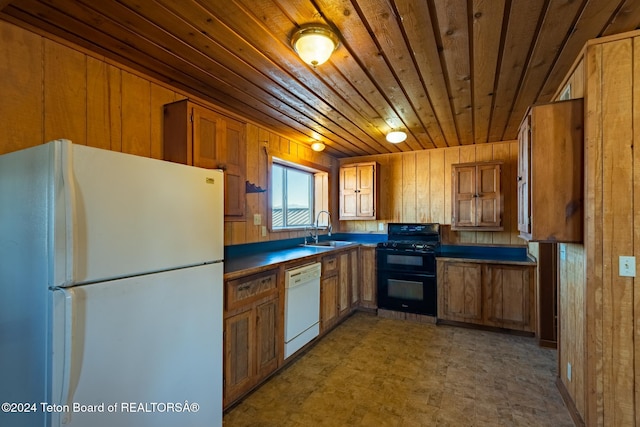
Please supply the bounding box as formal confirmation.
[338,252,351,316]
[223,270,279,408]
[438,261,483,324]
[483,264,535,332]
[321,249,359,333]
[359,246,377,308]
[438,259,536,333]
[320,274,339,332]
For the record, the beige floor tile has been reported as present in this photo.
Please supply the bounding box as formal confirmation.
[223,312,574,426]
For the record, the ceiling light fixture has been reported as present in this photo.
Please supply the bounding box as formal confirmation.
[311,141,326,152]
[386,131,407,144]
[291,24,339,67]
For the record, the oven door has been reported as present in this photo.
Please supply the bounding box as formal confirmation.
[376,248,436,274]
[377,270,437,316]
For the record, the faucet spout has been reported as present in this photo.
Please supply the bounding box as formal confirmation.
[314,210,332,240]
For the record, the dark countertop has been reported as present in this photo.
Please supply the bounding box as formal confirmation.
[437,245,536,265]
[224,239,537,280]
[225,245,334,278]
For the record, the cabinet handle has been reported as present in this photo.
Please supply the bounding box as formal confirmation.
[518,176,523,181]
[238,284,251,291]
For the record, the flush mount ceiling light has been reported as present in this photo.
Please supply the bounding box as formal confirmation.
[291,24,339,67]
[311,141,326,152]
[386,130,407,144]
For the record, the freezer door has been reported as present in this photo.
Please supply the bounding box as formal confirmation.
[50,263,223,427]
[60,140,223,286]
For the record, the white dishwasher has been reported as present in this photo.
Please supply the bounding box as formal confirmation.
[284,262,321,359]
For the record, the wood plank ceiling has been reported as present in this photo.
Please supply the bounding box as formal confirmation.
[2,0,639,158]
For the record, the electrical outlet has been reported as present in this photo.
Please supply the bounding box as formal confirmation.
[619,256,636,277]
[261,226,267,237]
[567,362,572,382]
[253,213,261,226]
[378,222,385,231]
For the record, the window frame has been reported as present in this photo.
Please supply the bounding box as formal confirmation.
[271,162,314,229]
[266,151,330,233]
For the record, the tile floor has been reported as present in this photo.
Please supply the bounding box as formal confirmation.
[223,311,574,426]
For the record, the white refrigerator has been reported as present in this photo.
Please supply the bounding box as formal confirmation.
[0,140,224,427]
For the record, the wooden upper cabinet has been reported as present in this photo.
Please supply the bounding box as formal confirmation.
[517,99,584,242]
[451,161,503,231]
[163,99,247,219]
[339,162,378,220]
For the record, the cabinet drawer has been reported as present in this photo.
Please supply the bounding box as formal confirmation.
[226,270,278,311]
[322,256,338,276]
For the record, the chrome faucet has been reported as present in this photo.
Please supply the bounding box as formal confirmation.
[305,210,332,244]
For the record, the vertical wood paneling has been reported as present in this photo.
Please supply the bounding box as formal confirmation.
[0,22,43,153]
[340,140,519,244]
[492,142,512,245]
[44,39,86,145]
[559,243,586,416]
[87,58,113,150]
[402,153,416,223]
[257,128,270,242]
[585,42,605,427]
[415,150,430,223]
[245,124,262,243]
[600,39,634,426]
[430,149,445,224]
[121,71,150,156]
[389,154,403,222]
[107,65,122,152]
[634,36,640,427]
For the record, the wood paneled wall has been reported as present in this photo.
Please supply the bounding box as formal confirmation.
[0,20,335,246]
[554,30,640,426]
[339,141,522,246]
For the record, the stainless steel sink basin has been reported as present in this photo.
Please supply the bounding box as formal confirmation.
[301,240,355,248]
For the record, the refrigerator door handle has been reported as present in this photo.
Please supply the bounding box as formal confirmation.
[53,288,81,426]
[58,139,76,286]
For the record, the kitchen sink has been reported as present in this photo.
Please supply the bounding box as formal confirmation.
[301,240,356,248]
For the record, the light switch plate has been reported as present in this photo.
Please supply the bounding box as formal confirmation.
[261,226,267,237]
[619,256,636,277]
[253,214,261,225]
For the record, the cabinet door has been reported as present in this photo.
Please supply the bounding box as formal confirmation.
[483,264,534,331]
[517,115,531,235]
[452,165,477,228]
[349,248,360,306]
[339,166,358,219]
[359,246,377,308]
[476,163,502,228]
[224,309,254,406]
[451,162,502,230]
[222,118,246,217]
[192,105,223,169]
[338,252,350,316]
[356,164,376,218]
[339,162,377,220]
[438,261,483,323]
[255,298,279,379]
[320,276,338,332]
